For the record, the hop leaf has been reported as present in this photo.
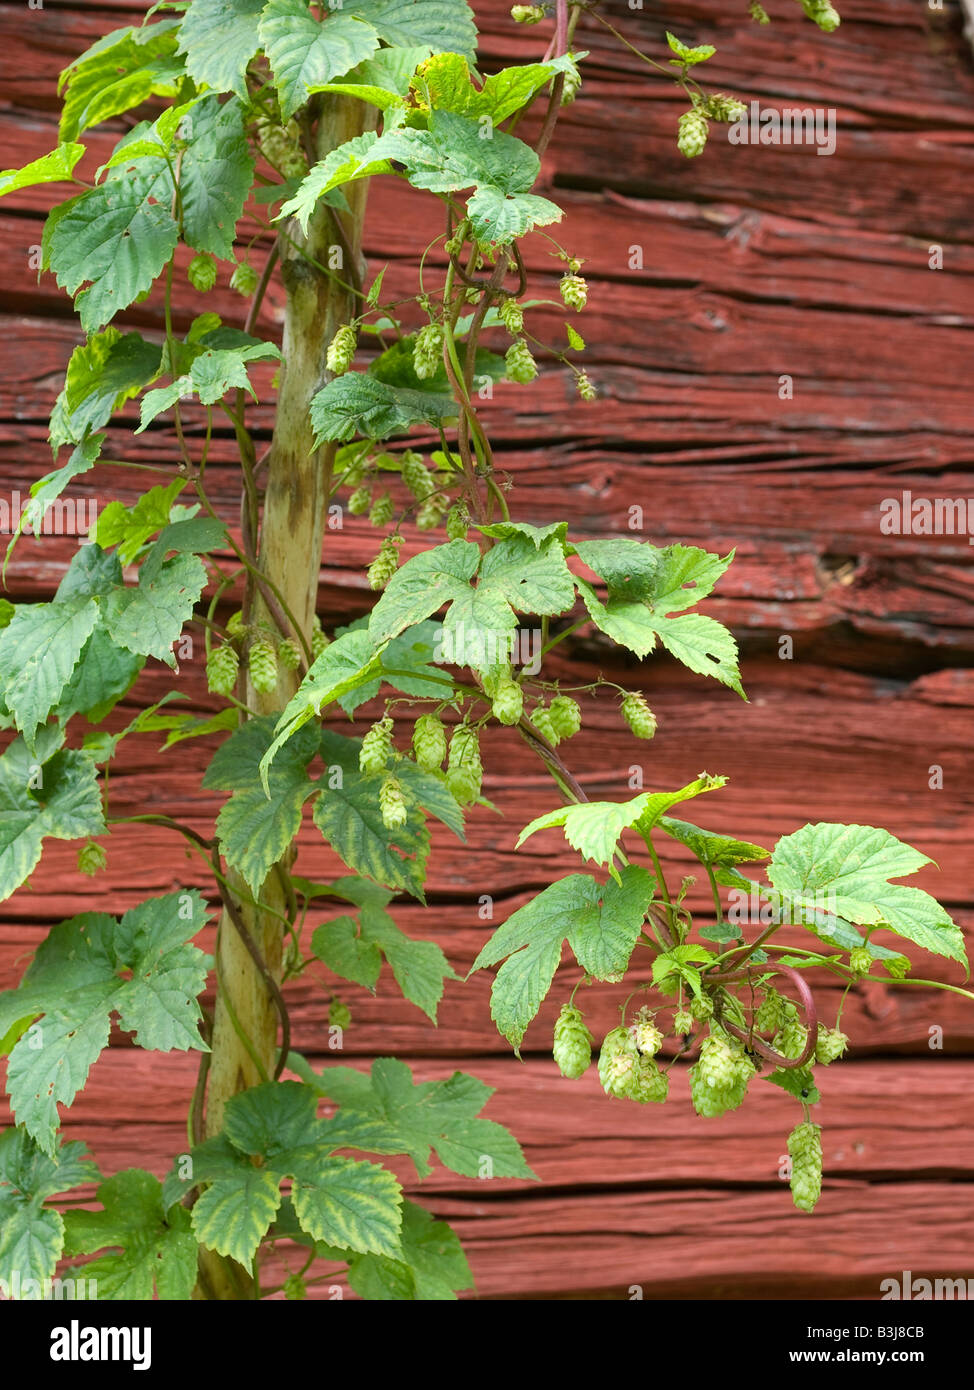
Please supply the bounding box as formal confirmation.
[413,714,448,772]
[207,642,239,696]
[77,840,107,877]
[491,676,523,727]
[360,716,393,774]
[379,773,408,829]
[560,274,588,311]
[553,1003,594,1079]
[230,261,259,296]
[505,339,538,384]
[814,1024,848,1065]
[369,492,394,527]
[400,450,433,501]
[630,1056,669,1104]
[248,635,278,694]
[327,325,356,376]
[348,484,372,516]
[446,724,482,805]
[499,297,524,334]
[598,1025,640,1098]
[367,536,401,591]
[278,636,302,670]
[788,1121,823,1212]
[677,109,709,159]
[445,504,470,541]
[412,323,444,380]
[621,691,657,739]
[548,695,581,740]
[187,252,217,293]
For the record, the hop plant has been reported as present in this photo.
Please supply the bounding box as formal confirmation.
[77,840,107,877]
[689,1028,756,1117]
[446,504,470,541]
[754,988,784,1034]
[630,1057,669,1104]
[553,1003,594,1079]
[499,297,524,334]
[230,260,259,296]
[283,1274,307,1301]
[548,695,581,740]
[367,536,401,591]
[327,325,356,376]
[400,450,433,500]
[632,1009,664,1057]
[774,1000,808,1060]
[621,691,657,739]
[225,610,246,639]
[814,1024,849,1065]
[511,4,545,22]
[379,772,408,829]
[360,717,394,774]
[256,117,306,179]
[749,0,770,21]
[505,339,538,384]
[598,1026,640,1099]
[416,492,449,531]
[489,676,522,727]
[576,372,596,401]
[413,714,448,772]
[800,0,840,32]
[705,94,748,122]
[187,251,217,293]
[560,58,582,106]
[690,993,714,1021]
[278,636,302,670]
[677,109,709,159]
[788,1121,823,1213]
[446,724,483,804]
[673,1007,694,1034]
[348,484,371,516]
[248,635,278,694]
[369,492,394,527]
[329,998,351,1030]
[207,643,239,696]
[311,616,329,660]
[529,704,560,746]
[413,322,444,379]
[849,945,871,978]
[560,273,588,311]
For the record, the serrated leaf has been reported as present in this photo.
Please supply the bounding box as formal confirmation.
[260,0,380,120]
[290,1156,402,1258]
[310,371,456,444]
[312,768,431,902]
[666,31,716,64]
[368,540,479,646]
[311,915,383,990]
[51,328,162,452]
[0,744,105,903]
[0,144,86,199]
[138,341,280,430]
[413,52,578,126]
[62,1169,197,1300]
[0,596,99,743]
[279,131,396,231]
[359,903,456,1022]
[103,551,207,665]
[658,816,769,868]
[177,0,265,99]
[346,1199,473,1300]
[0,1128,97,1293]
[320,46,432,112]
[59,22,184,142]
[59,625,144,726]
[190,1149,283,1266]
[349,0,476,57]
[766,1067,820,1105]
[470,867,654,1048]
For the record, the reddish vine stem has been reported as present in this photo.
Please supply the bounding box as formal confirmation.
[718,961,819,1071]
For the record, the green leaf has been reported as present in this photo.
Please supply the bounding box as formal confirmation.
[652,943,714,992]
[766,1067,820,1105]
[47,176,179,332]
[312,763,431,901]
[0,891,209,1152]
[358,902,456,1022]
[666,31,716,65]
[279,131,396,231]
[658,816,769,869]
[177,0,265,99]
[170,96,256,258]
[470,867,655,1048]
[290,1155,402,1258]
[349,0,476,57]
[517,777,727,869]
[59,22,184,142]
[768,823,966,964]
[0,744,105,903]
[188,1141,283,1264]
[260,0,380,120]
[413,51,579,125]
[138,341,280,430]
[104,551,207,665]
[0,1128,96,1293]
[51,327,162,452]
[317,45,431,111]
[310,371,456,444]
[0,144,86,199]
[0,596,99,743]
[652,611,744,698]
[345,1199,473,1300]
[311,915,383,990]
[335,618,450,716]
[368,540,480,645]
[58,624,145,725]
[369,333,506,397]
[94,479,186,564]
[62,1169,198,1300]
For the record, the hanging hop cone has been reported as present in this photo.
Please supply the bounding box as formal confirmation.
[77,841,107,877]
[553,1003,594,1079]
[225,610,246,639]
[248,635,278,694]
[416,492,449,531]
[491,676,523,726]
[754,987,784,1034]
[677,109,709,159]
[630,1057,669,1104]
[560,273,588,311]
[446,504,470,541]
[368,536,401,591]
[788,1121,823,1212]
[369,492,394,527]
[329,998,351,1029]
[689,1028,756,1117]
[598,1026,640,1099]
[360,716,394,774]
[848,945,871,978]
[401,450,433,500]
[278,636,302,670]
[801,0,840,32]
[690,993,714,1020]
[749,1,771,21]
[548,695,581,739]
[187,252,217,293]
[348,484,371,516]
[529,704,560,746]
[576,372,597,401]
[814,1024,849,1066]
[207,643,239,696]
[413,322,444,380]
[511,4,545,21]
[499,297,524,334]
[230,261,259,296]
[774,1000,808,1060]
[283,1274,307,1301]
[379,772,408,829]
[622,691,657,739]
[632,1008,664,1057]
[673,1007,694,1035]
[446,724,483,805]
[311,616,329,660]
[505,339,538,384]
[705,94,748,122]
[327,325,356,376]
[413,714,448,772]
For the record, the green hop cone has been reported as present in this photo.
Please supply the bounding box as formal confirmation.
[755,988,784,1034]
[360,716,394,774]
[677,108,709,159]
[749,0,771,22]
[788,1121,823,1213]
[400,449,433,500]
[446,504,470,541]
[347,484,371,516]
[552,1003,594,1079]
[621,691,657,739]
[814,1024,849,1066]
[187,251,217,293]
[848,945,871,978]
[689,1028,756,1117]
[329,998,352,1030]
[774,1000,808,1060]
[225,610,246,639]
[576,372,597,401]
[705,93,748,122]
[492,676,523,726]
[499,297,524,334]
[283,1274,307,1301]
[379,772,408,829]
[248,635,278,694]
[207,643,239,696]
[505,339,538,384]
[598,1026,640,1099]
[673,1007,694,1035]
[311,616,329,660]
[548,695,581,739]
[230,260,259,296]
[278,636,302,670]
[529,704,560,746]
[326,325,356,376]
[367,536,401,591]
[446,724,482,805]
[369,491,394,527]
[511,4,545,22]
[560,273,588,311]
[632,1010,664,1057]
[77,840,107,877]
[412,714,448,772]
[560,58,582,106]
[689,993,713,1020]
[412,322,444,380]
[801,0,840,32]
[630,1056,669,1104]
[416,492,449,531]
